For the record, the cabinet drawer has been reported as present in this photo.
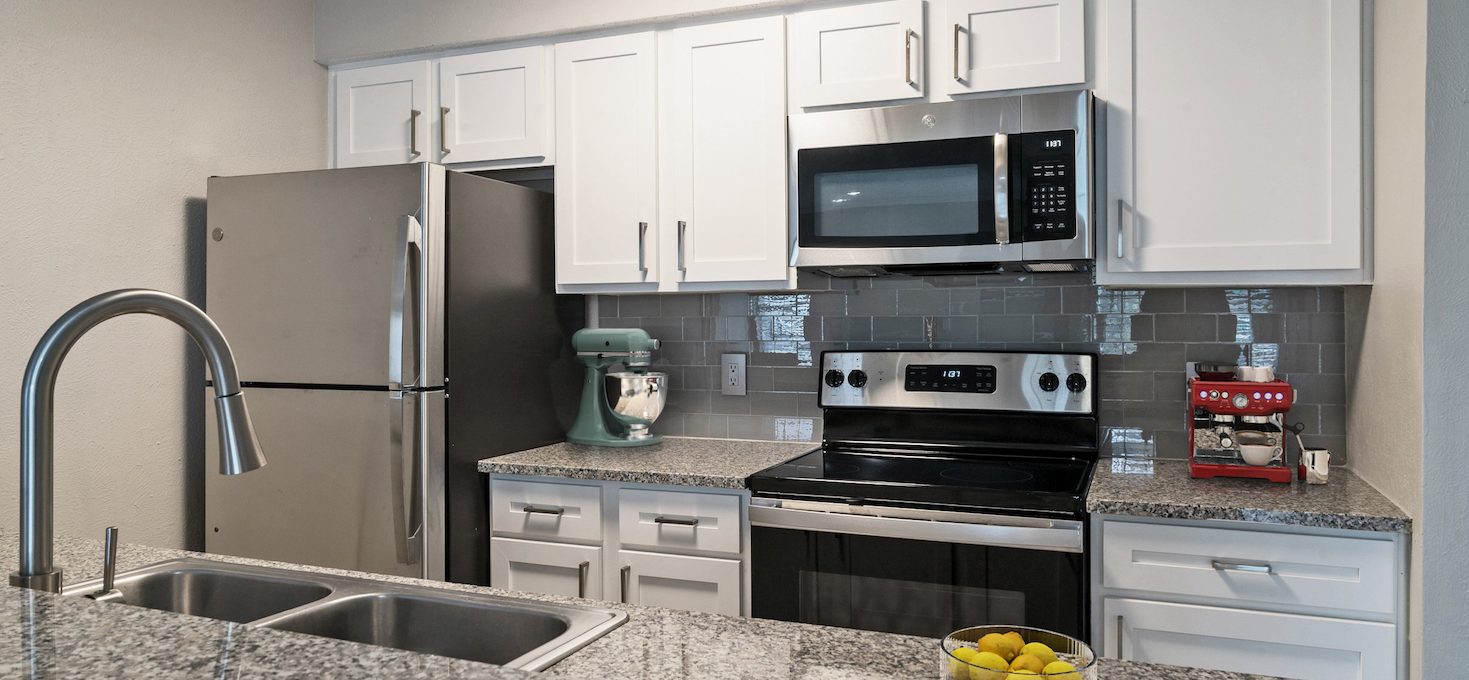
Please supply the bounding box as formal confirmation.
[618,549,742,616]
[618,488,742,555]
[1101,520,1397,617]
[491,537,603,600]
[490,478,603,543]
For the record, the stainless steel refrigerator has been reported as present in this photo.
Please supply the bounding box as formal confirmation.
[203,163,582,584]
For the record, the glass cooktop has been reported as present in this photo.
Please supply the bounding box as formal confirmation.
[747,448,1095,518]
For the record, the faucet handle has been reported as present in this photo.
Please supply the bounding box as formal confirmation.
[85,526,121,601]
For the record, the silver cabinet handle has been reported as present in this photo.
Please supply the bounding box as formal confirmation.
[1116,615,1125,660]
[1211,559,1273,574]
[577,561,590,598]
[522,505,564,516]
[993,133,1010,246]
[637,222,649,274]
[654,516,698,527]
[389,216,422,390]
[439,107,451,156]
[676,221,688,274]
[1114,199,1135,260]
[953,23,963,82]
[903,29,912,85]
[620,564,631,603]
[409,109,421,157]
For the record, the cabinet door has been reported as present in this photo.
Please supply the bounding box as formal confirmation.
[437,46,551,164]
[618,549,742,617]
[789,0,924,108]
[946,0,1084,94]
[554,32,659,285]
[1101,0,1364,282]
[661,16,789,284]
[490,537,603,600]
[334,61,432,168]
[1103,598,1395,680]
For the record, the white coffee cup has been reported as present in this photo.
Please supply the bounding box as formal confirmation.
[1239,444,1282,466]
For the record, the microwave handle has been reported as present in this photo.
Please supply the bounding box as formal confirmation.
[993,133,1010,246]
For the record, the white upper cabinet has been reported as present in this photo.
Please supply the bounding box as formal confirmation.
[334,62,432,168]
[945,0,1084,95]
[436,46,552,165]
[660,16,789,284]
[553,32,659,286]
[1099,0,1367,286]
[789,0,925,108]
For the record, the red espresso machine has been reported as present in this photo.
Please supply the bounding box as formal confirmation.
[1188,371,1299,483]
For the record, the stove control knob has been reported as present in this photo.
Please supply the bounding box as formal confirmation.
[1066,373,1088,392]
[847,369,868,388]
[824,369,845,388]
[1232,393,1250,409]
[1038,372,1060,392]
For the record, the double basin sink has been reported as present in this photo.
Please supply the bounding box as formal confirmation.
[62,559,627,670]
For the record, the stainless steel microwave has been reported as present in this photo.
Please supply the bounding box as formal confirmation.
[789,91,1093,275]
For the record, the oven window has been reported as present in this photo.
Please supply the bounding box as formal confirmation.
[752,526,1084,640]
[797,137,997,248]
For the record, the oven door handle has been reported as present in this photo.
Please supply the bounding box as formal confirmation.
[748,502,1083,553]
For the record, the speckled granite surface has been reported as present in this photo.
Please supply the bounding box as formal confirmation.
[477,436,814,488]
[1088,457,1411,533]
[8,532,1275,678]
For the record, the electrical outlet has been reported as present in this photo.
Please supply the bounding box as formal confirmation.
[721,353,746,396]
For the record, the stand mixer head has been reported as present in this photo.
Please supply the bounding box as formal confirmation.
[567,328,668,447]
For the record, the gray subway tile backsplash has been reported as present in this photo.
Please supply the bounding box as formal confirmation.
[602,274,1349,461]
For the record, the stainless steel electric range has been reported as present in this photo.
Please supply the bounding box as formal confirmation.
[748,350,1098,640]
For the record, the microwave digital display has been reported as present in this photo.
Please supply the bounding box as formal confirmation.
[905,365,997,393]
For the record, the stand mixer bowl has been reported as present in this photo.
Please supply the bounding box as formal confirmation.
[608,372,667,439]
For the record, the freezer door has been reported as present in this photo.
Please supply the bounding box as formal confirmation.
[205,387,445,580]
[205,164,445,387]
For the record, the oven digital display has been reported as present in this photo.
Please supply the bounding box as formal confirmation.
[904,365,997,393]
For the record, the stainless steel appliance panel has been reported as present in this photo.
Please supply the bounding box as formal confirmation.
[205,164,445,388]
[443,171,583,584]
[819,351,1095,413]
[205,387,444,579]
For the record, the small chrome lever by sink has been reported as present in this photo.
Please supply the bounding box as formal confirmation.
[84,526,122,602]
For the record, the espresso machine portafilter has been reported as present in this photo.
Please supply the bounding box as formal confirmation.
[567,328,668,447]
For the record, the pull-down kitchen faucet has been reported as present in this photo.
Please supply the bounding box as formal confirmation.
[10,289,266,592]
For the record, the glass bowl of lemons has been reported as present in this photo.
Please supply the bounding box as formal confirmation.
[942,625,1096,679]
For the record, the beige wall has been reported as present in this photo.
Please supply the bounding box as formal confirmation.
[313,0,815,64]
[0,1,325,550]
[1345,0,1427,675]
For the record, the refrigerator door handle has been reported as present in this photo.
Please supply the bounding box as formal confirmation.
[390,216,423,390]
[390,390,424,566]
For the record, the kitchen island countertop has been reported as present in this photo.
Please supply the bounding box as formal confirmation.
[478,436,814,488]
[1088,457,1411,532]
[0,532,1284,679]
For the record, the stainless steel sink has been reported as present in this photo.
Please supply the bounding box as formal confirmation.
[65,559,627,670]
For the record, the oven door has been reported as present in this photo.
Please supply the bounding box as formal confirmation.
[793,137,1022,269]
[749,500,1085,640]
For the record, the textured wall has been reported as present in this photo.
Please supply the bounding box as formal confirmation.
[1422,0,1469,673]
[1347,0,1427,674]
[0,1,325,550]
[602,272,1348,460]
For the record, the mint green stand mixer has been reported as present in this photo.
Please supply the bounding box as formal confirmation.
[567,328,667,447]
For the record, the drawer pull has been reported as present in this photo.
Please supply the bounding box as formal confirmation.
[577,561,590,598]
[620,565,631,603]
[653,516,699,527]
[522,505,565,516]
[1211,559,1273,575]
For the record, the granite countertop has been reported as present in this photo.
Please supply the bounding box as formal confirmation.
[1087,457,1412,533]
[477,436,815,488]
[3,532,1278,679]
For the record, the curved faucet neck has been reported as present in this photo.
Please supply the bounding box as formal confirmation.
[12,289,263,592]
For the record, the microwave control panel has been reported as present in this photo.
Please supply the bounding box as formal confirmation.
[1012,130,1076,242]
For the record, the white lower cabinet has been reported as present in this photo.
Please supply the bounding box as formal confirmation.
[1104,598,1395,680]
[490,536,603,600]
[617,549,742,617]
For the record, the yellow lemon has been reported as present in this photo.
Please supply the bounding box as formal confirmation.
[1008,654,1045,674]
[1019,642,1057,667]
[970,650,1010,679]
[948,646,981,679]
[1005,672,1039,679]
[1002,631,1026,649]
[1042,660,1082,680]
[977,633,1011,659]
